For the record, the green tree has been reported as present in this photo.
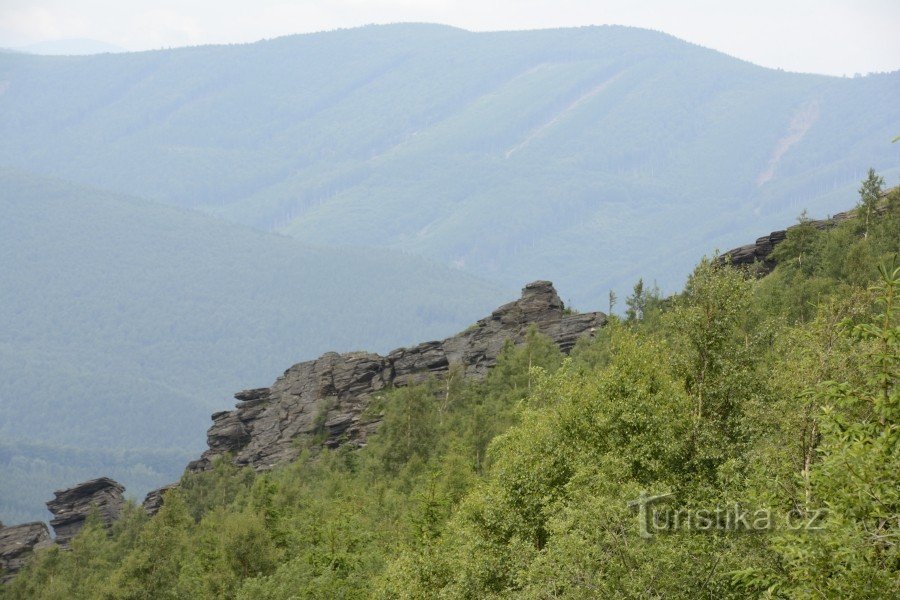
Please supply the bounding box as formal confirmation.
[858,168,884,239]
[772,210,820,274]
[665,259,756,483]
[625,278,645,321]
[735,260,900,598]
[372,382,439,473]
[106,490,194,599]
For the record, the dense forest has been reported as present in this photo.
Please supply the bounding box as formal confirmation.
[1,24,898,301]
[3,176,897,598]
[3,22,898,526]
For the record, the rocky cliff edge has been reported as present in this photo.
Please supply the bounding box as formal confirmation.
[186,280,606,473]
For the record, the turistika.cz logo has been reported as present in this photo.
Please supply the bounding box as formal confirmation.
[627,491,827,539]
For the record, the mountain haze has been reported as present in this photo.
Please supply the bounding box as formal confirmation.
[13,39,126,56]
[2,22,899,524]
[1,24,897,302]
[0,169,506,523]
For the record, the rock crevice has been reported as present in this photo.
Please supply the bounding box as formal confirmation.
[0,477,125,582]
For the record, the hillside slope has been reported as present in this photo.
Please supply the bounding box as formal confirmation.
[0,24,897,301]
[5,185,897,598]
[0,169,506,523]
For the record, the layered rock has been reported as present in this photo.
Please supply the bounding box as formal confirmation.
[142,484,177,516]
[0,522,52,583]
[721,207,862,275]
[188,281,606,472]
[46,477,126,547]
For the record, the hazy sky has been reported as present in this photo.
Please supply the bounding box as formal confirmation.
[1,0,898,76]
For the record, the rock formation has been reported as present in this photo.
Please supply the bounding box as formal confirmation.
[1,477,127,583]
[187,280,606,473]
[142,484,177,516]
[46,477,126,547]
[3,280,603,580]
[721,206,864,275]
[0,522,52,583]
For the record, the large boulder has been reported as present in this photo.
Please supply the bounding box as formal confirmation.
[46,477,125,547]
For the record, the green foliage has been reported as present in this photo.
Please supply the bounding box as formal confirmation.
[177,458,256,522]
[371,383,441,473]
[857,168,885,239]
[757,184,900,322]
[771,210,819,274]
[734,260,900,598]
[664,258,758,484]
[6,176,899,598]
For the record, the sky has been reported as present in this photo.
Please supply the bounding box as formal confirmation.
[1,0,898,76]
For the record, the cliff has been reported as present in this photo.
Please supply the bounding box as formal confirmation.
[0,478,124,582]
[3,280,603,580]
[47,478,126,548]
[0,522,52,583]
[719,196,896,275]
[186,280,606,474]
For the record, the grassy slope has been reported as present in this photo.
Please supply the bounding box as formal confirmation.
[0,168,507,522]
[0,24,897,303]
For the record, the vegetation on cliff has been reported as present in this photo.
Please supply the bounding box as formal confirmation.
[3,180,898,598]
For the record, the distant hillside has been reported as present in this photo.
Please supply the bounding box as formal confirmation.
[0,169,506,523]
[15,39,126,56]
[0,24,897,302]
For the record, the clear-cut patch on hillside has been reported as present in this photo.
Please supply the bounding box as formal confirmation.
[505,71,624,158]
[756,100,820,186]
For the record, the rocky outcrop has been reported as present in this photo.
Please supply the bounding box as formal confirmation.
[721,228,786,275]
[720,205,876,275]
[46,478,125,548]
[1,477,128,583]
[188,281,606,472]
[2,280,605,583]
[142,483,177,516]
[0,522,52,583]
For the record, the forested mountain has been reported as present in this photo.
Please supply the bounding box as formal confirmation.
[0,24,897,302]
[0,169,506,524]
[3,179,897,598]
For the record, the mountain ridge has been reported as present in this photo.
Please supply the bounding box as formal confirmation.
[2,23,897,304]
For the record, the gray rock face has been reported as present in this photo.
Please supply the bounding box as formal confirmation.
[721,229,787,275]
[142,483,177,516]
[188,281,606,472]
[721,207,860,275]
[0,522,52,583]
[46,477,125,547]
